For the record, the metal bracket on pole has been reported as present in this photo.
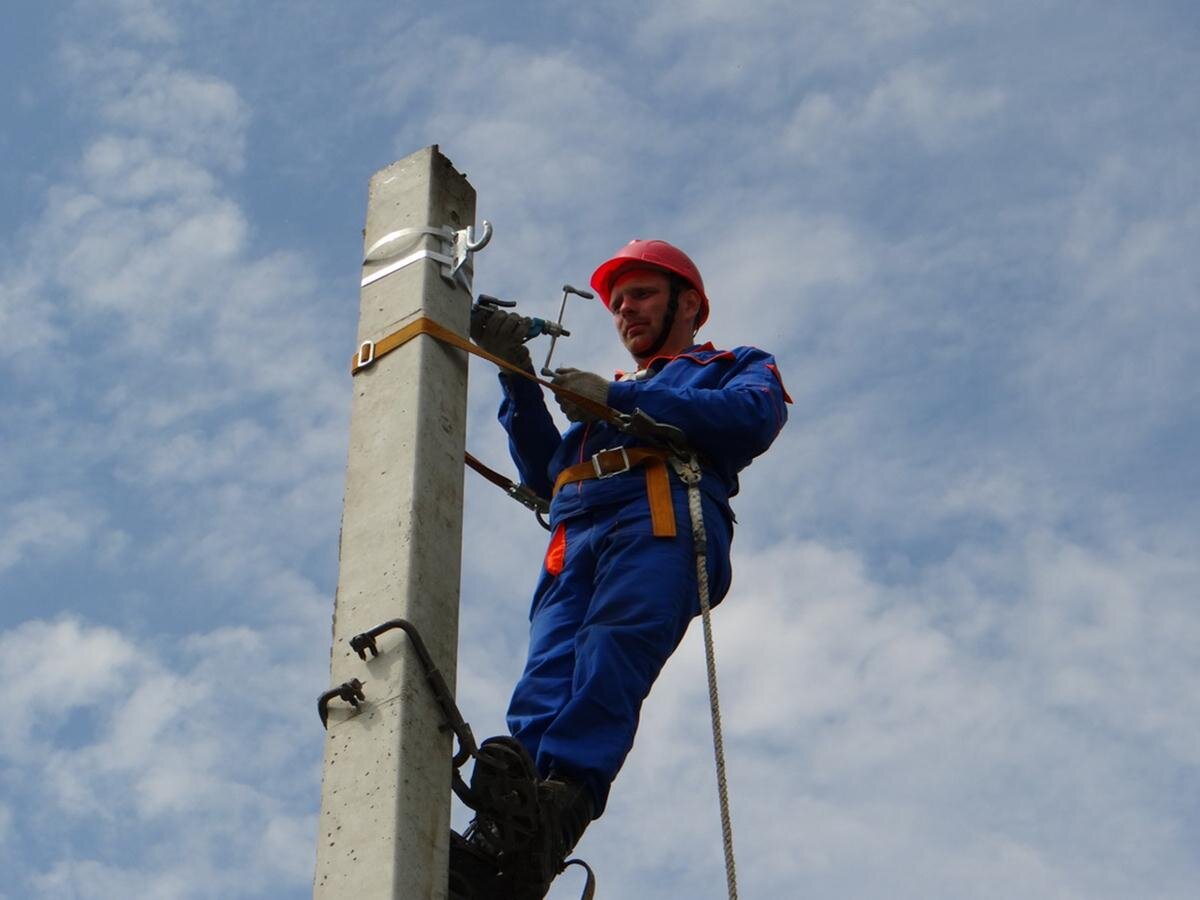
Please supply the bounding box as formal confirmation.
[361,221,493,293]
[350,618,479,768]
[318,678,367,729]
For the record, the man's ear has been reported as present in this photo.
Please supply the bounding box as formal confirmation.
[679,287,701,320]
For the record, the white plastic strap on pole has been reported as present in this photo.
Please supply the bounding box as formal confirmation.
[670,454,738,900]
[360,221,492,292]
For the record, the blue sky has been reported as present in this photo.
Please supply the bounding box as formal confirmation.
[2,1,1198,898]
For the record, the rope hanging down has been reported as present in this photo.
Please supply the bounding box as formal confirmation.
[350,314,739,900]
[670,454,738,900]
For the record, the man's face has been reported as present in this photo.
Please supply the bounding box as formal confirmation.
[609,269,675,359]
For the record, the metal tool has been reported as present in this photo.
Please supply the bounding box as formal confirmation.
[541,284,594,375]
[475,294,571,340]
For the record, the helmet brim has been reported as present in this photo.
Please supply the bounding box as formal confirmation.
[590,260,710,329]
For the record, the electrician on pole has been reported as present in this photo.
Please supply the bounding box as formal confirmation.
[457,239,791,898]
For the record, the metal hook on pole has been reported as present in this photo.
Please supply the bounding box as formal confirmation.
[448,220,493,288]
[465,220,493,252]
[541,284,594,375]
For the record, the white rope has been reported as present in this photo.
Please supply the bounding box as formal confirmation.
[671,455,738,900]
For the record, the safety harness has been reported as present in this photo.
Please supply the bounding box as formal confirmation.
[553,447,677,537]
[348,315,739,900]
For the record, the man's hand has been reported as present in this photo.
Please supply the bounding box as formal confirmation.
[471,307,533,371]
[551,368,611,422]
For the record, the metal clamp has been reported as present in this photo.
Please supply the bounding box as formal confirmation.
[361,220,492,293]
[318,678,366,729]
[507,483,551,515]
[592,447,631,479]
[349,618,478,768]
[617,409,690,457]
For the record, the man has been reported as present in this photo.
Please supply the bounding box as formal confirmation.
[463,239,789,896]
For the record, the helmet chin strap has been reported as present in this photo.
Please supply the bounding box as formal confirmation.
[637,283,681,361]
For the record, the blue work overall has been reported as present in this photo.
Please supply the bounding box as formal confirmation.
[497,344,789,813]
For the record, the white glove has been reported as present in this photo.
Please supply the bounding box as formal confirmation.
[470,308,533,370]
[551,368,611,422]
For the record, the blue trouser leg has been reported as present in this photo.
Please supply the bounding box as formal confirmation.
[506,488,732,815]
[504,528,595,762]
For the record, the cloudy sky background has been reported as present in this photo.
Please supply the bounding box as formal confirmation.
[2,1,1197,897]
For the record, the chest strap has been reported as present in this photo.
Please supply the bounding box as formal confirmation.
[552,447,676,538]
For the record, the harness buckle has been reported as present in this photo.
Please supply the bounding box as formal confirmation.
[592,447,631,479]
[355,340,376,371]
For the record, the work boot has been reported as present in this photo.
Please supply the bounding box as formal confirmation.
[506,777,596,900]
[450,737,540,899]
[539,777,595,862]
[449,830,502,900]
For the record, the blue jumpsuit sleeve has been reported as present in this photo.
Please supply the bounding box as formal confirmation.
[605,348,788,465]
[498,372,562,500]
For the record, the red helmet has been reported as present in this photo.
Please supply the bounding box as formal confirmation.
[590,239,710,328]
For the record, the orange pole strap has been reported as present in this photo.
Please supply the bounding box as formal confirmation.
[350,316,617,425]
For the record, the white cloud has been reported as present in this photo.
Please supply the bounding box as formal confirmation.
[863,61,1006,148]
[31,860,188,900]
[0,13,339,888]
[853,0,979,43]
[82,136,218,203]
[106,0,180,44]
[1013,154,1200,475]
[785,62,1006,161]
[373,29,660,238]
[259,813,321,883]
[0,263,61,364]
[3,615,325,898]
[1021,534,1200,763]
[0,618,141,758]
[100,65,249,171]
[0,495,109,573]
[2,4,350,629]
[697,209,874,346]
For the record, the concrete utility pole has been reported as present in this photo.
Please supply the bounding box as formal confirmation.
[315,146,477,899]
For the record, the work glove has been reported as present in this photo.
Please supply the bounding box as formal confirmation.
[470,307,533,371]
[551,368,611,423]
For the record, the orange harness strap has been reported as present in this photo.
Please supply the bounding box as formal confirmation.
[552,448,676,538]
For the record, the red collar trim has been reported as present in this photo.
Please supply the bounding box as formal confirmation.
[615,343,730,379]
